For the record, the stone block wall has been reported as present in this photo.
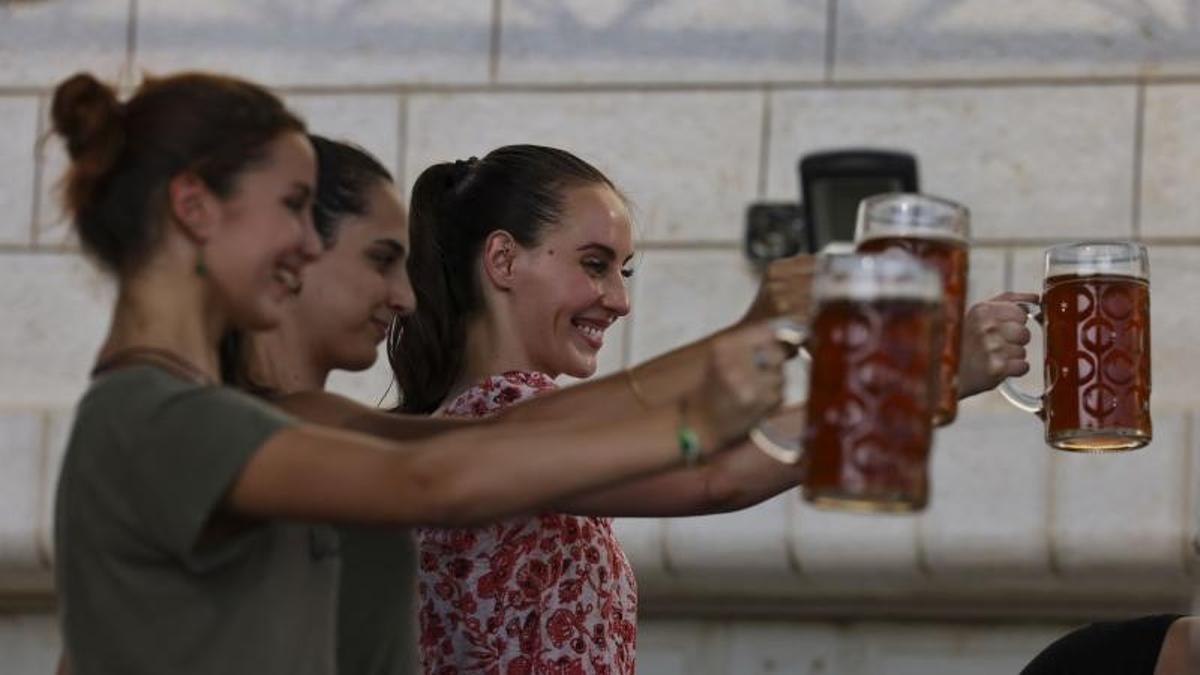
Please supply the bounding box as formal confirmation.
[4,2,1200,672]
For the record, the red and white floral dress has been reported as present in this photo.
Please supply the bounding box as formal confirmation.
[416,371,638,675]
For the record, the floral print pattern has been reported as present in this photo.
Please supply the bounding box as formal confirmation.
[417,371,638,675]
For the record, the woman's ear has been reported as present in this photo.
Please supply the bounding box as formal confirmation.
[481,230,519,291]
[165,171,219,244]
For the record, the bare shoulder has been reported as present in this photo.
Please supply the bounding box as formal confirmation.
[1154,617,1199,675]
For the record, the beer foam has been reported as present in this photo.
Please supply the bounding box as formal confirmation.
[1045,241,1149,281]
[857,193,970,243]
[814,252,943,303]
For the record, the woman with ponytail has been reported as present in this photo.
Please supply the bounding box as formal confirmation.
[396,145,1036,673]
[50,73,790,675]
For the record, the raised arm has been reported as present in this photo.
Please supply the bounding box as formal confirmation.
[537,291,1036,518]
[266,257,816,441]
[226,322,787,528]
[502,254,818,424]
[275,389,477,440]
[552,402,809,517]
[270,360,805,519]
[269,264,1034,524]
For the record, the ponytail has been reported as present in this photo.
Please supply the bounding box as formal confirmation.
[391,162,474,413]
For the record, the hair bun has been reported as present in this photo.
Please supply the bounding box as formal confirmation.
[51,72,123,162]
[51,73,126,230]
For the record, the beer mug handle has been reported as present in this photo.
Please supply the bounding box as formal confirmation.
[750,317,810,465]
[998,299,1044,415]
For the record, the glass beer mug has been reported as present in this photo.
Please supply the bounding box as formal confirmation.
[1000,241,1151,451]
[855,193,970,426]
[754,252,945,512]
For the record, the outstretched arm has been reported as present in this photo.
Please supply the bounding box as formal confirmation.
[552,403,809,517]
[226,323,787,528]
[503,254,818,424]
[276,390,477,439]
[530,290,1039,518]
[274,368,805,519]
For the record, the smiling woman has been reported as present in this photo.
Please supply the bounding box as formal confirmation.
[395,144,630,414]
[394,144,1039,674]
[49,72,791,675]
[220,137,421,674]
[221,135,411,395]
[396,145,646,673]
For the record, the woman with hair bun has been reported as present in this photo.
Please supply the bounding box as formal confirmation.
[50,71,789,675]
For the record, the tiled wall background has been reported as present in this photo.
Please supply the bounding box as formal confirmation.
[5,1,1200,673]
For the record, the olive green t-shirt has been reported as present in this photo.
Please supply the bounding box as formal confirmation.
[55,365,340,675]
[336,526,418,675]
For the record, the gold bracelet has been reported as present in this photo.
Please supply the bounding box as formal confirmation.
[625,367,653,410]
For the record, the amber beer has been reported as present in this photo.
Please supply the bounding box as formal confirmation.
[857,236,967,425]
[855,194,970,426]
[1042,273,1151,450]
[800,253,944,512]
[804,298,942,511]
[1000,242,1152,451]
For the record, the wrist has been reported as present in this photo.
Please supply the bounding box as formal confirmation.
[955,362,986,400]
[678,392,722,461]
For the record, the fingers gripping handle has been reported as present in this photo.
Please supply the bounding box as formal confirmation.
[998,299,1045,415]
[751,317,809,465]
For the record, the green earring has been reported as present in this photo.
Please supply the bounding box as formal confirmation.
[195,250,207,277]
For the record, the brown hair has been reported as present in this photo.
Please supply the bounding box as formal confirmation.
[218,136,395,394]
[391,144,615,414]
[51,71,306,273]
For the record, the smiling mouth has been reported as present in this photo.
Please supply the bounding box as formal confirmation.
[370,318,390,339]
[274,267,303,294]
[571,319,608,349]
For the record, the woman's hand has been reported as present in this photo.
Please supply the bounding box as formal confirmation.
[957,292,1038,399]
[687,322,788,453]
[740,254,818,325]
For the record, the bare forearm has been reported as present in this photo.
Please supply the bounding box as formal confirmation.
[501,335,715,425]
[397,404,702,525]
[230,405,706,528]
[621,337,716,407]
[233,324,786,527]
[554,403,807,516]
[558,440,804,517]
[275,390,476,441]
[344,411,474,441]
[695,442,806,513]
[504,253,812,427]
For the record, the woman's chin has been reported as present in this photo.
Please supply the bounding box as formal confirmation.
[232,304,284,332]
[339,348,379,373]
[560,358,598,380]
